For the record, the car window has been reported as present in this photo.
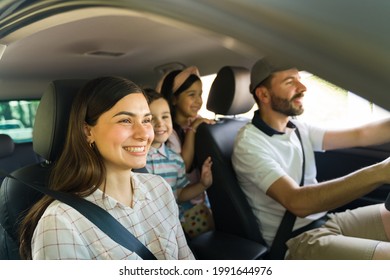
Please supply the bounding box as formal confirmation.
[0,100,39,143]
[298,72,390,128]
[200,73,390,127]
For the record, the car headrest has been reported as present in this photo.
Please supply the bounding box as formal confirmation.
[0,134,14,158]
[206,66,255,115]
[33,80,87,161]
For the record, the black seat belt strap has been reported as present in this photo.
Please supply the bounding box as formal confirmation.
[1,170,157,260]
[268,127,305,259]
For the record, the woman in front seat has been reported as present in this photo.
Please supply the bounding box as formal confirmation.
[19,76,195,260]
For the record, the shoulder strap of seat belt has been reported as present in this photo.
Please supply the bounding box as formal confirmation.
[268,127,305,259]
[386,193,390,211]
[0,170,157,260]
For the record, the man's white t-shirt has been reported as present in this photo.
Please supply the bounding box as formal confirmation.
[232,113,327,246]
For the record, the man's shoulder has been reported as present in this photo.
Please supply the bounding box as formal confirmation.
[235,122,267,143]
[290,118,323,132]
[233,122,267,159]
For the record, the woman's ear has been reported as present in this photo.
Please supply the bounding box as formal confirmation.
[84,123,94,143]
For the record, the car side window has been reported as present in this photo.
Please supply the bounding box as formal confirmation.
[0,100,39,143]
[298,73,390,128]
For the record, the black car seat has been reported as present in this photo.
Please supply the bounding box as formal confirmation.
[0,134,15,184]
[193,66,270,252]
[0,80,87,259]
[0,134,42,185]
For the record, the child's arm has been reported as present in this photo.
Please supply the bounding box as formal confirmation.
[181,118,215,172]
[177,156,213,202]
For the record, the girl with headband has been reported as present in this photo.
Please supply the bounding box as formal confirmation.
[157,66,216,237]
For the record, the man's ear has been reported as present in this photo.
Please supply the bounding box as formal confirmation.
[255,86,270,104]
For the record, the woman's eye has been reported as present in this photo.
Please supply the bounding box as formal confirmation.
[143,118,152,124]
[119,119,131,124]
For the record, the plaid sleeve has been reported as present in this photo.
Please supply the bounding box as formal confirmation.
[32,203,91,260]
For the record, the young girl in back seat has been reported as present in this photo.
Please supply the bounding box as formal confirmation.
[144,88,213,238]
[156,67,216,237]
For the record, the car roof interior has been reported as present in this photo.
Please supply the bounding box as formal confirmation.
[0,1,389,111]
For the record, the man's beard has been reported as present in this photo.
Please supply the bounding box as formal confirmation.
[270,92,304,117]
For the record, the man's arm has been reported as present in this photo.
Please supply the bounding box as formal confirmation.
[323,118,390,150]
[266,157,390,218]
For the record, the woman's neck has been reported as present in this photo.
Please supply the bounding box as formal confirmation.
[100,170,134,207]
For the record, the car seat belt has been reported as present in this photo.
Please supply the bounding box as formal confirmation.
[0,170,157,260]
[268,127,305,260]
[386,193,390,211]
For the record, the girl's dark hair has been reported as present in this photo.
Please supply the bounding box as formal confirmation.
[143,87,165,104]
[19,76,145,259]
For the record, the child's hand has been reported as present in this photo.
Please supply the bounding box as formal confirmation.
[189,117,216,132]
[200,156,213,189]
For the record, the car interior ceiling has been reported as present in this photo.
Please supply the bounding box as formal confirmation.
[0,2,389,109]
